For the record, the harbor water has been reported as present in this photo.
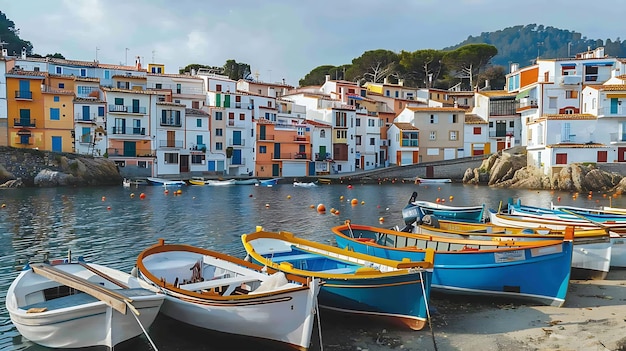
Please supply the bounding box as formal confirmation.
[1,181,624,350]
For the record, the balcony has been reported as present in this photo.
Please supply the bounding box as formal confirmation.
[111,127,146,136]
[13,118,36,127]
[15,90,33,100]
[160,115,182,127]
[257,134,275,141]
[272,152,308,160]
[190,144,206,152]
[75,113,97,122]
[609,133,626,143]
[315,153,332,161]
[228,157,246,166]
[79,134,92,144]
[228,139,246,147]
[489,131,514,138]
[294,136,309,142]
[108,104,147,114]
[601,106,626,116]
[107,147,154,157]
[401,140,418,147]
[517,97,538,111]
[560,75,582,85]
[158,139,184,148]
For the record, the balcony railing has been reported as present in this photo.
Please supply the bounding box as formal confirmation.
[228,139,246,147]
[80,134,92,144]
[315,153,332,161]
[108,104,147,114]
[609,132,626,143]
[160,116,182,127]
[294,136,309,142]
[489,131,513,138]
[158,140,184,148]
[107,147,154,157]
[272,152,309,160]
[257,134,275,141]
[518,97,538,109]
[13,118,36,127]
[15,90,33,99]
[75,113,97,122]
[228,157,246,165]
[401,140,418,147]
[190,144,206,152]
[602,106,626,116]
[111,127,146,135]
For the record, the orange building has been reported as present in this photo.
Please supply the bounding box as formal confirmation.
[42,74,76,152]
[255,119,311,177]
[6,69,46,149]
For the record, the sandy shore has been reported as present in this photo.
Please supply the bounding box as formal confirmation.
[317,269,626,351]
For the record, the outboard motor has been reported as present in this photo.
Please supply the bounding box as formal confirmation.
[422,214,440,229]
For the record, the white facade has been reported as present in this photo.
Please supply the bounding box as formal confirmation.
[307,120,333,174]
[463,115,489,157]
[354,109,382,170]
[185,108,211,173]
[73,98,107,156]
[0,58,7,146]
[154,102,187,176]
[387,123,419,166]
[147,74,205,109]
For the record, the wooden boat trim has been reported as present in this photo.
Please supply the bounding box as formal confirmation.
[136,239,312,301]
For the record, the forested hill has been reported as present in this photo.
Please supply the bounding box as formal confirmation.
[446,24,626,68]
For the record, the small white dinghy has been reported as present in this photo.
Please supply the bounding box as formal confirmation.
[5,256,165,349]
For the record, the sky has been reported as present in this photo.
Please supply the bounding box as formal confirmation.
[1,0,625,86]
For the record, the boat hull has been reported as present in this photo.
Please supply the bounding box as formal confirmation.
[137,242,319,350]
[6,263,164,349]
[402,200,485,224]
[332,224,573,307]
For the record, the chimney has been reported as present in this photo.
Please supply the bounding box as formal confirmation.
[191,68,196,76]
[398,79,404,86]
[135,56,142,71]
[325,74,330,82]
[21,47,26,59]
[484,79,490,89]
[1,48,7,57]
[383,77,388,84]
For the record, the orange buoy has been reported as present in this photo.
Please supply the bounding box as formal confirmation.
[347,185,353,189]
[130,193,135,198]
[176,189,182,195]
[334,210,340,215]
[164,189,169,195]
[449,196,454,201]
[557,196,561,202]
[310,204,315,209]
[139,193,146,199]
[379,217,384,222]
[436,198,441,203]
[101,196,106,202]
[265,203,270,208]
[340,195,344,201]
[361,201,365,205]
[351,199,358,206]
[317,204,326,212]
[1,203,6,208]
[107,206,111,211]
[287,195,291,199]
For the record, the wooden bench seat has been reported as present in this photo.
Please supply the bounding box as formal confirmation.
[272,253,318,262]
[179,276,259,295]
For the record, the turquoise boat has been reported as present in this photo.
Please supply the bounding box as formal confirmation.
[241,229,434,330]
[402,191,486,224]
[332,222,574,307]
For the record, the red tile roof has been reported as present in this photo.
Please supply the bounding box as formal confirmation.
[393,122,419,130]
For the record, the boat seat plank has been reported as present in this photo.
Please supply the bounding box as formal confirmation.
[320,267,355,274]
[22,292,99,312]
[272,253,318,262]
[179,276,259,291]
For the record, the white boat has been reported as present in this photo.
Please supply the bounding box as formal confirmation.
[137,239,321,350]
[5,258,164,349]
[293,181,317,187]
[415,178,452,184]
[234,178,260,185]
[206,179,236,186]
[146,177,186,187]
[122,178,131,188]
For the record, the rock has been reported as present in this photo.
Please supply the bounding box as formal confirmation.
[0,178,24,188]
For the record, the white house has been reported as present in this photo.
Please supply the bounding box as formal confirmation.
[387,122,419,166]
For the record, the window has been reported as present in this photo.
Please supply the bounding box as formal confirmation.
[259,146,267,153]
[176,84,181,94]
[356,118,361,127]
[55,67,62,74]
[192,101,200,109]
[320,130,326,138]
[191,154,205,164]
[155,83,162,89]
[489,121,493,128]
[395,91,399,98]
[34,67,40,72]
[566,90,578,99]
[196,119,202,127]
[239,113,245,120]
[450,114,458,123]
[509,121,514,128]
[53,96,59,102]
[429,131,436,140]
[335,111,347,127]
[216,128,223,136]
[473,127,481,135]
[98,106,105,116]
[429,114,438,124]
[58,83,65,89]
[50,108,60,121]
[216,84,222,92]
[370,138,375,145]
[585,66,598,82]
[104,70,110,79]
[555,153,568,164]
[115,97,124,105]
[355,135,361,145]
[215,142,223,150]
[235,96,241,102]
[549,97,557,109]
[164,153,178,164]
[385,90,390,97]
[215,111,223,120]
[80,68,86,77]
[336,130,347,139]
[368,119,375,127]
[449,131,457,141]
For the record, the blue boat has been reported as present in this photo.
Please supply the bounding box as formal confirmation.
[146,177,186,187]
[402,191,486,224]
[241,229,435,330]
[256,178,280,187]
[332,222,574,307]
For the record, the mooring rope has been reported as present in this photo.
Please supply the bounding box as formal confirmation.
[126,300,159,351]
[315,299,324,351]
[419,269,438,351]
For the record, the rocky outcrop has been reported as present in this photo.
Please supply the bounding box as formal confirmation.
[464,149,623,192]
[0,146,122,187]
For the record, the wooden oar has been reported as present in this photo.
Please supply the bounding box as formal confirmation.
[31,264,135,315]
[78,262,130,289]
[558,208,623,234]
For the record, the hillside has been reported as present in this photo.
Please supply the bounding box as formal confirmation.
[446,24,626,68]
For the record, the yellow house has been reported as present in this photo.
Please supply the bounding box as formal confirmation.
[43,74,76,152]
[6,69,46,149]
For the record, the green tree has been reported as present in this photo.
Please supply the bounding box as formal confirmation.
[344,49,399,84]
[443,44,498,89]
[476,65,506,90]
[45,53,65,59]
[298,65,342,86]
[399,49,446,87]
[0,11,33,56]
[179,63,223,75]
[223,59,251,81]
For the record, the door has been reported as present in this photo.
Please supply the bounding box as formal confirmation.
[619,147,626,162]
[308,161,315,176]
[19,109,31,126]
[224,95,231,108]
[597,150,608,163]
[82,106,90,121]
[611,98,619,114]
[496,121,506,137]
[19,80,30,97]
[426,165,434,178]
[259,125,266,140]
[180,155,189,173]
[51,136,62,152]
[318,145,326,160]
[274,143,281,159]
[272,163,280,176]
[232,149,242,165]
[132,99,140,113]
[167,131,175,147]
[233,130,242,145]
[123,141,136,157]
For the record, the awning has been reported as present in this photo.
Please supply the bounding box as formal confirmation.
[607,94,626,98]
[560,63,576,68]
[583,62,613,66]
